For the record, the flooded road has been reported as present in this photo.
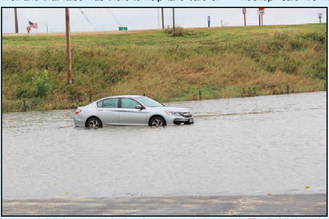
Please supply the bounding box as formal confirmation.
[3,92,326,200]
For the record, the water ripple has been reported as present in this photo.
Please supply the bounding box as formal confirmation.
[2,92,326,199]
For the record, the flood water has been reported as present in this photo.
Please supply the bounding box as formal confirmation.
[2,92,326,200]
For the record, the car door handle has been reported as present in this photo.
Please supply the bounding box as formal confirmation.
[97,109,103,111]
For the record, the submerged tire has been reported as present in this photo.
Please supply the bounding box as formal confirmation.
[86,117,102,128]
[149,116,166,127]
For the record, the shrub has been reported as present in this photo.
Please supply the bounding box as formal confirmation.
[265,64,276,73]
[171,28,184,37]
[15,84,36,99]
[239,86,258,97]
[40,48,66,72]
[303,62,327,80]
[104,70,130,84]
[63,83,84,101]
[32,70,52,98]
[290,40,303,50]
[302,32,326,43]
[273,31,290,40]
[279,56,301,75]
[164,26,185,37]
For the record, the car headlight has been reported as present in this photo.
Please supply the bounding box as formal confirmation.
[164,111,181,116]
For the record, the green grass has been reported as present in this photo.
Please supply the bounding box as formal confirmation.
[2,24,327,112]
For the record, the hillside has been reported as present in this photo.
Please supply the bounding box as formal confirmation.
[2,24,326,112]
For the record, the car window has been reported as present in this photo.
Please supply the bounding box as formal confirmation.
[96,101,103,108]
[99,98,118,108]
[135,96,163,107]
[121,98,140,109]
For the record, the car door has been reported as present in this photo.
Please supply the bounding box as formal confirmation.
[119,98,148,125]
[96,98,120,125]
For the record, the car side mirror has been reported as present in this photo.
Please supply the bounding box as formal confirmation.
[135,105,145,110]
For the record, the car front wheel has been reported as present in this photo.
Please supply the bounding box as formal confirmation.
[149,116,166,127]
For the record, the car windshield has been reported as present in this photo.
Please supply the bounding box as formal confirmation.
[135,96,163,107]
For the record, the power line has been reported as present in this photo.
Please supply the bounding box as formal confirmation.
[79,9,97,31]
[106,9,123,27]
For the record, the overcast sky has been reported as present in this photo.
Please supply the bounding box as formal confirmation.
[2,8,327,33]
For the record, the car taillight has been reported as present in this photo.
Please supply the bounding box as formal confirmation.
[75,109,82,115]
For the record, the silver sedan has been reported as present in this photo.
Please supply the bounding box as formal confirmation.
[74,95,194,128]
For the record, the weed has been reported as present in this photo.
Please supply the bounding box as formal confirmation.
[302,32,326,43]
[32,70,52,98]
[273,31,289,40]
[2,24,326,112]
[104,70,130,84]
[164,26,185,37]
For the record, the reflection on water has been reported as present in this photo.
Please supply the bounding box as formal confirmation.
[3,92,326,199]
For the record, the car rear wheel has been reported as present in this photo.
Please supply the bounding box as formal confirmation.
[149,116,166,127]
[86,117,102,128]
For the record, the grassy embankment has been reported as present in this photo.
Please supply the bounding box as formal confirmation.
[2,24,326,112]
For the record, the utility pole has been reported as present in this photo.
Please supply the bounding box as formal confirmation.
[65,8,73,84]
[161,8,164,30]
[242,8,247,26]
[172,8,175,31]
[14,8,18,33]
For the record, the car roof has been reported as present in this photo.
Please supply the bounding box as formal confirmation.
[96,95,144,101]
[107,95,143,98]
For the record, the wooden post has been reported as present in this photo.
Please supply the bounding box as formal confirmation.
[65,8,73,84]
[23,99,26,112]
[14,8,18,33]
[198,90,202,100]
